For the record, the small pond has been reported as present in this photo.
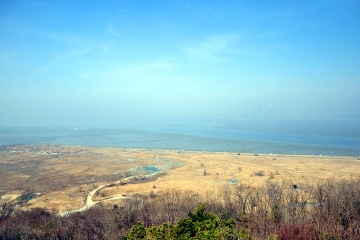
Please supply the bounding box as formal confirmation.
[229,179,238,184]
[140,165,162,174]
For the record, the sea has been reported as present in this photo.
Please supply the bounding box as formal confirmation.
[0,119,359,156]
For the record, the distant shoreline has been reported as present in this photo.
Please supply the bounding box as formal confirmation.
[1,144,358,158]
[1,121,359,156]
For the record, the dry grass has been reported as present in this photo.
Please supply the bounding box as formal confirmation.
[1,145,360,212]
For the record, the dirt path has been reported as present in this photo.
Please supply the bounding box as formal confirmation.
[59,184,106,216]
[58,174,154,216]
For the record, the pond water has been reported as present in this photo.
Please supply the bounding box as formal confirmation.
[140,165,161,174]
[229,179,238,184]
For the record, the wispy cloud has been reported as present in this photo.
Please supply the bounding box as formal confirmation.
[182,33,266,61]
[106,19,121,37]
[34,48,89,73]
[182,34,240,61]
[129,61,176,72]
[99,60,175,75]
[101,19,122,53]
[102,39,117,53]
[99,60,182,86]
[1,21,86,46]
[76,60,179,86]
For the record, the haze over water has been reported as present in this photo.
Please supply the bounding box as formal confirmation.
[1,1,359,155]
[1,119,359,156]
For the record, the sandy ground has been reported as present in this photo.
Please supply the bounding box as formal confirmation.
[1,145,359,212]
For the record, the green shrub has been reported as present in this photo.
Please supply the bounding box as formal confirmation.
[123,204,237,239]
[125,222,146,239]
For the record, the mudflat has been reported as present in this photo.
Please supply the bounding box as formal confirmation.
[0,145,359,213]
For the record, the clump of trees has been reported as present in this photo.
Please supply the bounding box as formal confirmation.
[123,204,238,239]
[1,176,360,239]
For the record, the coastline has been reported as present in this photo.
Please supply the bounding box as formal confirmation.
[2,143,358,158]
[1,121,360,156]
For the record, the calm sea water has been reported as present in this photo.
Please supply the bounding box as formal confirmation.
[0,119,359,156]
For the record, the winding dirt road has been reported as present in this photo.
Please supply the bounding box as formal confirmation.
[59,184,106,216]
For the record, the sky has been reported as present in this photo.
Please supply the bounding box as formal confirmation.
[1,0,360,127]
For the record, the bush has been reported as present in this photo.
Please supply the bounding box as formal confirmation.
[124,222,146,239]
[123,204,237,239]
[276,224,320,240]
[254,170,266,176]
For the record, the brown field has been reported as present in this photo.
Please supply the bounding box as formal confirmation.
[1,144,359,213]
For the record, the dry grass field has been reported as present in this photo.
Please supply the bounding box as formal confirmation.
[1,144,359,213]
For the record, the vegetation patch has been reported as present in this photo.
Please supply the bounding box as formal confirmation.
[1,177,360,239]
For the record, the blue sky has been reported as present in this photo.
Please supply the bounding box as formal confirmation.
[1,0,360,126]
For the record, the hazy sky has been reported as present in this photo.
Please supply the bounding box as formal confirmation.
[1,0,360,127]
